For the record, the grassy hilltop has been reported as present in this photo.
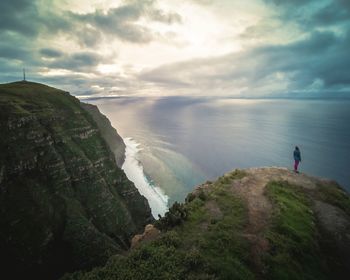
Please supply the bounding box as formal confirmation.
[64,167,350,280]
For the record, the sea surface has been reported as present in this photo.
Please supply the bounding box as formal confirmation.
[87,97,350,216]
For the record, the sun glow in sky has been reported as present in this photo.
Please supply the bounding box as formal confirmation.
[0,0,350,97]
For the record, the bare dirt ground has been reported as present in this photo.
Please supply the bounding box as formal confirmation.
[228,167,349,274]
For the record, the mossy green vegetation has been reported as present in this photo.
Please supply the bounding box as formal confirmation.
[315,182,350,216]
[264,181,326,280]
[216,169,247,186]
[62,233,202,280]
[64,170,350,280]
[264,180,350,280]
[63,170,254,280]
[178,174,252,280]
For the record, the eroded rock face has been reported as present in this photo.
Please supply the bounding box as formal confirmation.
[0,81,153,279]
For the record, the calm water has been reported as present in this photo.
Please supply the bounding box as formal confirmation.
[88,97,350,213]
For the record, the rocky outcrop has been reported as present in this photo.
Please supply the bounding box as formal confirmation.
[131,224,160,249]
[0,81,153,279]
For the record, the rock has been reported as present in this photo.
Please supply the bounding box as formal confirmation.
[131,224,161,249]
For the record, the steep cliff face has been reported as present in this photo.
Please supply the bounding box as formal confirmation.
[0,81,153,279]
[81,103,125,168]
[65,167,350,280]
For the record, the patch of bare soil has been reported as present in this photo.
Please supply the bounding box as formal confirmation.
[205,200,223,220]
[131,224,160,249]
[199,200,223,230]
[229,167,321,274]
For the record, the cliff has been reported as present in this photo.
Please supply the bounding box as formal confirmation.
[64,167,350,280]
[80,103,125,168]
[0,81,153,279]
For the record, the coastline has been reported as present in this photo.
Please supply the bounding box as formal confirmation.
[121,137,169,218]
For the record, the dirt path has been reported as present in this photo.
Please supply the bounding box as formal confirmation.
[229,167,321,274]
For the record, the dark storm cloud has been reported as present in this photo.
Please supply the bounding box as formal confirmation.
[0,0,73,79]
[48,52,103,71]
[0,0,183,95]
[39,48,63,58]
[312,0,350,26]
[0,0,182,50]
[0,58,22,73]
[0,33,40,66]
[0,44,30,60]
[265,0,312,6]
[0,0,70,38]
[0,0,349,97]
[264,0,350,28]
[70,8,153,43]
[140,30,350,95]
[0,0,39,36]
[74,27,103,47]
[69,1,182,44]
[215,0,350,96]
[249,31,350,88]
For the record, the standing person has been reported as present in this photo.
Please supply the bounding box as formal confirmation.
[293,146,301,173]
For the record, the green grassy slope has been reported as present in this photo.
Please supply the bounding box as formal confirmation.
[63,169,350,280]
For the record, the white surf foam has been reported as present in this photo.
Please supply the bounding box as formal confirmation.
[122,137,169,218]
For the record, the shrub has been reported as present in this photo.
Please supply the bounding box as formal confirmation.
[155,202,188,231]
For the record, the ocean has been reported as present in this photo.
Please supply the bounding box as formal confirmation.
[87,97,350,217]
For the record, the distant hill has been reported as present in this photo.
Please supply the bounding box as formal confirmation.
[0,81,153,279]
[64,167,350,280]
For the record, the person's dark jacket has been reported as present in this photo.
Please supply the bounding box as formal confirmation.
[293,149,301,161]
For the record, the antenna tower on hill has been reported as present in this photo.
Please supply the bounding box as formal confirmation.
[23,68,26,81]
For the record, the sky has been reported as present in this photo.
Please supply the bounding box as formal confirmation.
[0,0,349,97]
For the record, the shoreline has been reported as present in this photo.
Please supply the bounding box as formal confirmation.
[121,137,169,218]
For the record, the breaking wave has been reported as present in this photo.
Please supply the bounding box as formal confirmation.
[122,137,169,218]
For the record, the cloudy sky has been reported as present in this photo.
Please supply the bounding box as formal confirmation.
[0,0,349,97]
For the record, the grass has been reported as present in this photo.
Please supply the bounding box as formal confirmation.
[216,169,247,187]
[160,169,253,279]
[0,81,76,112]
[63,170,254,280]
[264,181,328,280]
[315,182,350,216]
[197,193,252,280]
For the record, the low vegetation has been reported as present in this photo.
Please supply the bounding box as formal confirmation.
[264,181,326,280]
[315,182,350,216]
[63,169,350,280]
[63,170,253,280]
